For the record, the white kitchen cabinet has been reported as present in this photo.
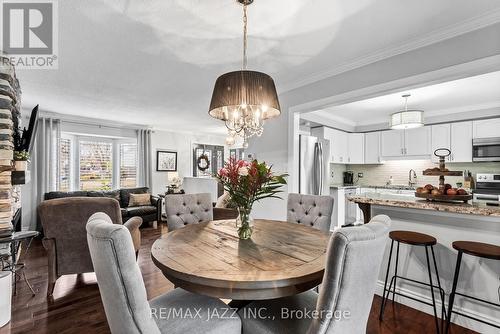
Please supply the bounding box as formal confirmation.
[431,124,451,162]
[381,127,431,159]
[405,126,431,156]
[381,130,405,157]
[329,129,348,164]
[364,132,381,164]
[473,118,500,139]
[450,121,473,162]
[347,133,364,164]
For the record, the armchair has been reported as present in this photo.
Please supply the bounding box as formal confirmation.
[38,197,142,296]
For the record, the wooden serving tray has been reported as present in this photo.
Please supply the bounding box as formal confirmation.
[422,170,463,176]
[415,192,472,203]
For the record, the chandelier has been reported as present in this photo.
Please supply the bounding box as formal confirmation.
[208,0,281,148]
[390,94,424,130]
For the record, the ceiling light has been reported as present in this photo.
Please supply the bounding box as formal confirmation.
[390,94,424,130]
[208,0,281,147]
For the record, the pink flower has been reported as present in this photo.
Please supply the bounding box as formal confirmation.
[237,160,249,168]
[218,168,228,177]
[238,166,249,176]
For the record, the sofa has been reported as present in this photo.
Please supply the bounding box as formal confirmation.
[44,187,162,226]
[38,197,143,296]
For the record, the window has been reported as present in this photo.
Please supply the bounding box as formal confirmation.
[58,138,71,191]
[120,143,137,188]
[79,141,113,191]
[58,134,137,191]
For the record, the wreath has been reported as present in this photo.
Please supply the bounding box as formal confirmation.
[197,154,210,171]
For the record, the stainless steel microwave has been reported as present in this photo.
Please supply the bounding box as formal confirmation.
[472,137,500,162]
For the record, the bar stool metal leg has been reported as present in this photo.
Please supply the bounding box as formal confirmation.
[445,251,463,334]
[425,246,440,334]
[391,241,400,304]
[430,245,447,328]
[379,239,395,320]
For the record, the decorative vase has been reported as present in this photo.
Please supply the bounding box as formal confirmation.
[14,160,27,171]
[236,206,254,240]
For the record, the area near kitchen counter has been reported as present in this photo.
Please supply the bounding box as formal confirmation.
[347,192,500,333]
[348,192,500,218]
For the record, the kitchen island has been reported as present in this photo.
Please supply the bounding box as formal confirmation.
[347,192,500,334]
[348,192,500,222]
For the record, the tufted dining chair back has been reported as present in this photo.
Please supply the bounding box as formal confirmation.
[165,193,213,231]
[287,193,334,232]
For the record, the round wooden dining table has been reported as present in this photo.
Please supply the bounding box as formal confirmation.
[151,219,331,301]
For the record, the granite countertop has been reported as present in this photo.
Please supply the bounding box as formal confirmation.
[330,184,417,191]
[347,193,500,217]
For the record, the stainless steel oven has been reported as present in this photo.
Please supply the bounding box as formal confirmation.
[473,173,500,202]
[472,137,500,162]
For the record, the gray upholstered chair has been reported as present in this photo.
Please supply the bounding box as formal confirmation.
[86,212,241,334]
[38,197,142,296]
[287,193,334,232]
[238,215,391,334]
[165,193,213,231]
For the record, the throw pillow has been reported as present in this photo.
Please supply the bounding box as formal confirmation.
[128,193,151,207]
[215,191,236,208]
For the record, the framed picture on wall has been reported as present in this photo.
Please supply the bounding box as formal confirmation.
[156,150,177,172]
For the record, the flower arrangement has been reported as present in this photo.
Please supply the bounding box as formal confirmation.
[216,158,287,239]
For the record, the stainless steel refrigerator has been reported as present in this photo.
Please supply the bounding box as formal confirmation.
[299,135,330,195]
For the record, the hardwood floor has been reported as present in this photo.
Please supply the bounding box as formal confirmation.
[0,224,476,334]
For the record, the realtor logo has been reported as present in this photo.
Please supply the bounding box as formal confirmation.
[1,0,58,69]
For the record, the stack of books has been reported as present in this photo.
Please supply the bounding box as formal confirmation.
[0,56,19,238]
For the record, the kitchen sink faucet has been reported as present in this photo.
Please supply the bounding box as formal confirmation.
[408,169,417,187]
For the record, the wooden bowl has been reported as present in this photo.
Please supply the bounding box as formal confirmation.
[415,192,472,203]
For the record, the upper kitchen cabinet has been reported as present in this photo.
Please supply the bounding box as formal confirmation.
[405,126,431,156]
[473,118,500,139]
[381,127,431,159]
[364,132,382,164]
[431,124,451,162]
[347,133,364,164]
[431,121,473,162]
[450,121,473,162]
[380,130,404,157]
[331,129,348,164]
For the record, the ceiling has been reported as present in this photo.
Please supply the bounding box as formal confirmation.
[304,70,500,128]
[16,0,500,134]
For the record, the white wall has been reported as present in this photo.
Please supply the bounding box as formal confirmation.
[150,129,227,196]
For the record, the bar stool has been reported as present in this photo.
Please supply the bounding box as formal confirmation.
[445,241,500,333]
[379,230,446,334]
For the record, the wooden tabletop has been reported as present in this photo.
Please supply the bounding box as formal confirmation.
[151,219,331,300]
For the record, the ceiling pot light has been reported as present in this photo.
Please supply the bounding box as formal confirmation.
[208,0,281,147]
[390,94,424,130]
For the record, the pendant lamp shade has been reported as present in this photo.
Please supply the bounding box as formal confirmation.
[209,70,281,121]
[390,110,424,130]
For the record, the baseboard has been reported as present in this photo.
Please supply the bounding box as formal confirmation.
[375,280,500,334]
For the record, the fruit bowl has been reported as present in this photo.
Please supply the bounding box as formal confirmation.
[414,192,472,203]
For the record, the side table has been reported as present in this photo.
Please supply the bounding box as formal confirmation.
[0,231,39,295]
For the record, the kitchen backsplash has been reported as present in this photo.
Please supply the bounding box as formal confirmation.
[331,160,500,188]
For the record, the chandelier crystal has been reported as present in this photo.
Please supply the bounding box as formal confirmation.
[209,0,280,148]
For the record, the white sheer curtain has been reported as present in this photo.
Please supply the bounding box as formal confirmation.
[137,129,152,189]
[23,117,60,231]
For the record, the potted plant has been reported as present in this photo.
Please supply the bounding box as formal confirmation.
[13,150,29,171]
[215,158,287,240]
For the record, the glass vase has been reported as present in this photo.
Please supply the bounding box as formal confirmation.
[236,206,254,240]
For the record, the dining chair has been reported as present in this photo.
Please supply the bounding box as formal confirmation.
[287,193,334,232]
[86,212,241,334]
[165,193,213,231]
[238,214,391,334]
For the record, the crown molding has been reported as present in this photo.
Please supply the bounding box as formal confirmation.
[279,8,500,93]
